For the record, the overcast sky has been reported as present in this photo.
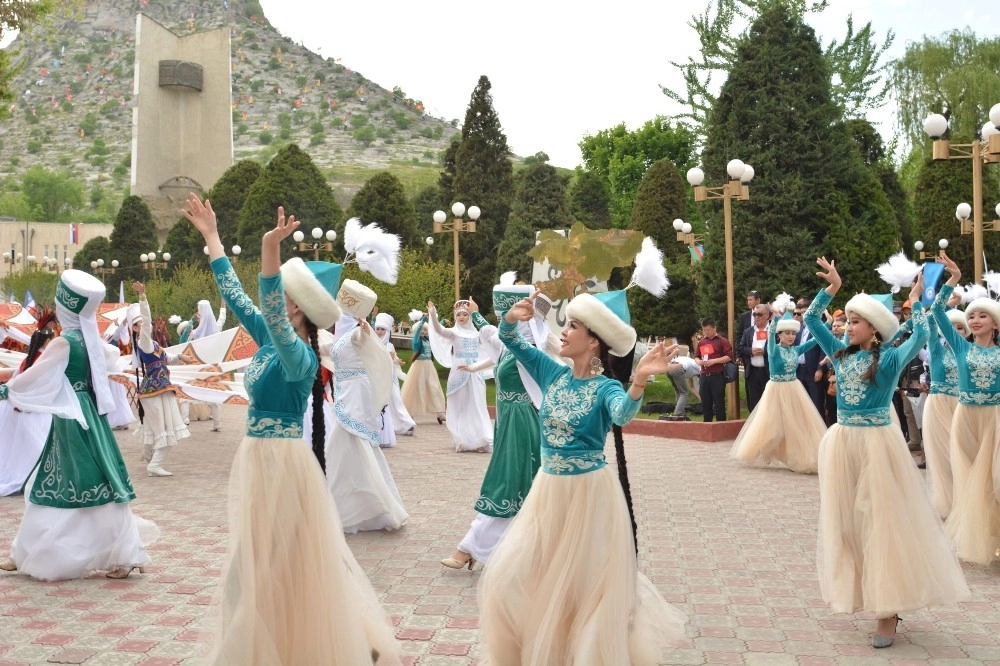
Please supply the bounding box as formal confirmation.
[259,0,992,168]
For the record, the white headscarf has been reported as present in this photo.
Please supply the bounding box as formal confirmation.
[374,312,394,346]
[55,270,114,415]
[190,300,221,340]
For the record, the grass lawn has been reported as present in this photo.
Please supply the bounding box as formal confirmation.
[397,349,751,421]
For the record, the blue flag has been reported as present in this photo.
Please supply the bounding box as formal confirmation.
[921,261,945,306]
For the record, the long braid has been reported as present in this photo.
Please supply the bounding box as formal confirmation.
[604,341,639,556]
[306,321,327,472]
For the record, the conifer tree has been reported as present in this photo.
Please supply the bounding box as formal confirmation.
[450,76,514,306]
[72,235,111,273]
[347,172,419,246]
[236,144,342,262]
[569,169,612,229]
[166,160,263,268]
[109,196,159,283]
[699,3,897,322]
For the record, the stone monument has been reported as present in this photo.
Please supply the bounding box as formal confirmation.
[131,14,232,240]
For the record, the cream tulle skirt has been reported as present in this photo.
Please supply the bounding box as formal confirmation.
[817,424,969,617]
[729,380,824,474]
[209,436,401,666]
[400,359,445,421]
[479,466,685,665]
[946,403,1000,565]
[922,393,958,520]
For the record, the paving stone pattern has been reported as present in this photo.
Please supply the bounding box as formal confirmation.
[1,407,999,665]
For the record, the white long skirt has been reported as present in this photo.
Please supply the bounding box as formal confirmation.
[729,379,824,474]
[325,421,408,534]
[106,380,136,429]
[388,381,415,435]
[922,393,958,520]
[9,472,159,581]
[0,402,50,496]
[446,373,493,452]
[135,391,190,460]
[458,513,513,565]
[946,402,1000,565]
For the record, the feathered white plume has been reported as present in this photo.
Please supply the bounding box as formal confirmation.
[953,285,965,301]
[345,220,402,284]
[771,292,794,314]
[961,283,989,303]
[876,251,923,294]
[626,237,669,297]
[167,314,182,325]
[983,271,1000,298]
[499,271,517,286]
[408,309,424,323]
[343,217,363,256]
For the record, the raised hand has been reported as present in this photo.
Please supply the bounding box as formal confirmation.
[131,281,145,296]
[263,206,301,245]
[908,267,925,304]
[505,292,538,324]
[181,194,218,238]
[815,257,842,294]
[937,250,961,286]
[634,342,679,378]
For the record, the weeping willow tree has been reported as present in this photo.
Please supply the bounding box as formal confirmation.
[663,0,894,138]
[891,30,1000,145]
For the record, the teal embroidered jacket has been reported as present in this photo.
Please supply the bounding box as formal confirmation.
[932,284,1000,406]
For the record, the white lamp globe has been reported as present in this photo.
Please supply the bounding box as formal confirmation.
[991,103,1000,127]
[425,236,434,246]
[42,255,49,263]
[311,227,323,239]
[686,167,705,186]
[325,230,336,241]
[681,222,693,234]
[148,252,156,261]
[996,203,1000,218]
[923,113,948,138]
[672,219,684,231]
[740,165,755,183]
[914,241,925,252]
[90,260,98,269]
[203,246,209,255]
[64,257,70,266]
[111,259,119,268]
[468,205,481,220]
[433,210,447,224]
[140,254,148,263]
[956,202,972,220]
[292,230,305,243]
[939,239,949,249]
[726,159,745,180]
[451,202,466,218]
[232,245,242,256]
[96,258,104,267]
[982,122,999,139]
[162,253,171,262]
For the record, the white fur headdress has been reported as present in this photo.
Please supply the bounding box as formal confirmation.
[965,298,1000,329]
[565,293,636,357]
[408,309,424,323]
[877,251,922,294]
[771,292,795,314]
[845,293,899,341]
[945,309,967,329]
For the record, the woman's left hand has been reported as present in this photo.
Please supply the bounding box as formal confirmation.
[634,342,679,378]
[263,206,300,245]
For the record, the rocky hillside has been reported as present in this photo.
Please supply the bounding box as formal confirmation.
[0,0,459,201]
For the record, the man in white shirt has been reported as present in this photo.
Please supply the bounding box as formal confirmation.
[738,304,771,412]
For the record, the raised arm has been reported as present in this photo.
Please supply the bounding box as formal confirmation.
[258,272,316,383]
[804,257,846,359]
[137,291,155,354]
[930,284,968,355]
[216,304,227,329]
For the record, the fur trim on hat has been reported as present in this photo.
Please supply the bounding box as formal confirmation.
[775,318,801,333]
[336,279,378,320]
[845,293,899,341]
[176,320,192,336]
[945,309,967,329]
[965,298,1000,331]
[280,257,342,329]
[565,293,636,357]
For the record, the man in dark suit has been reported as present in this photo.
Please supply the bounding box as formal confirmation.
[735,290,762,355]
[738,303,771,412]
[794,299,828,415]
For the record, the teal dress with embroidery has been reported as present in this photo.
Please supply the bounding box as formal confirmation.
[767,317,819,381]
[211,256,315,438]
[932,284,1000,405]
[926,312,959,397]
[23,330,135,508]
[497,318,641,474]
[804,290,929,426]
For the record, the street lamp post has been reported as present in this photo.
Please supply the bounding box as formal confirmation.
[687,160,755,421]
[90,258,119,280]
[914,238,949,262]
[292,227,337,261]
[433,202,481,302]
[140,252,170,280]
[923,106,1000,284]
[2,247,16,275]
[671,218,705,264]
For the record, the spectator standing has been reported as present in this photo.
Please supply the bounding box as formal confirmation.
[695,319,733,422]
[738,303,771,412]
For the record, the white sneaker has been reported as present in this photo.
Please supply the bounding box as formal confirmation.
[147,465,173,477]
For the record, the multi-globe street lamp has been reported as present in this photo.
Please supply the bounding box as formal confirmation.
[432,202,481,302]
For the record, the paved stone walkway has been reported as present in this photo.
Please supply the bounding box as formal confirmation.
[1,407,999,665]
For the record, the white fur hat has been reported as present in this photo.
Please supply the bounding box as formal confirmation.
[775,311,801,333]
[564,292,636,357]
[845,293,899,341]
[336,279,378,320]
[965,298,1000,330]
[374,312,394,331]
[945,309,967,329]
[177,320,192,336]
[280,257,343,330]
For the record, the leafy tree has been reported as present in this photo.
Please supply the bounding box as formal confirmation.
[109,196,159,283]
[347,172,420,246]
[569,169,612,229]
[626,159,696,340]
[71,235,110,273]
[0,0,57,102]
[664,0,894,137]
[166,160,263,268]
[698,3,897,325]
[891,31,1000,148]
[341,248,456,322]
[236,144,343,262]
[450,76,515,307]
[846,119,914,252]
[579,117,697,228]
[0,269,58,307]
[495,162,572,282]
[912,157,1000,276]
[21,167,84,221]
[437,137,460,213]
